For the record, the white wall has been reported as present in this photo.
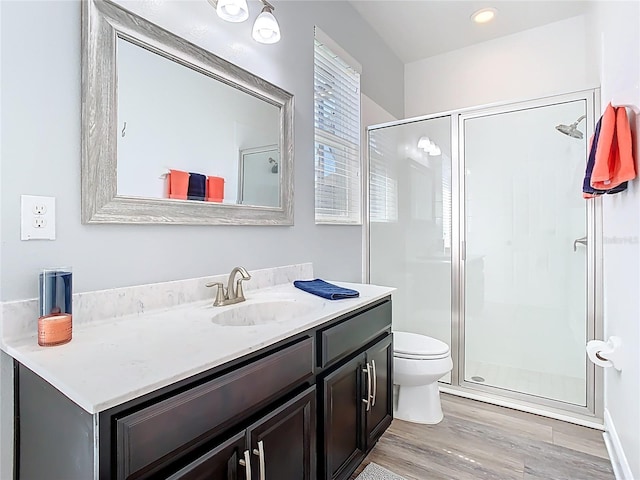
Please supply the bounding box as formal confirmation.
[587,2,640,478]
[405,15,598,117]
[0,0,404,303]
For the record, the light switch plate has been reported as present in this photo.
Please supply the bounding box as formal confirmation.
[21,195,56,240]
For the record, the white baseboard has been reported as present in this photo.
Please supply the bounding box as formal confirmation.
[603,408,634,479]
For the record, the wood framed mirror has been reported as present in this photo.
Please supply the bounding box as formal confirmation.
[81,0,294,225]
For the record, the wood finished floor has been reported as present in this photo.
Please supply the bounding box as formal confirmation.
[351,394,614,480]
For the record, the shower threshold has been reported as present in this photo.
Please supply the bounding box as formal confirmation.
[439,384,604,430]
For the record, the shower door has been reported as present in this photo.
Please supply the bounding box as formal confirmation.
[367,90,600,419]
[368,116,453,381]
[460,95,598,410]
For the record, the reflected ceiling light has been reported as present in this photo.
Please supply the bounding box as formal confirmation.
[428,145,441,156]
[471,7,497,24]
[252,1,281,44]
[417,136,441,156]
[417,136,430,150]
[215,0,249,22]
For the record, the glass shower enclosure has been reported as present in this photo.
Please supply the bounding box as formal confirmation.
[367,90,601,421]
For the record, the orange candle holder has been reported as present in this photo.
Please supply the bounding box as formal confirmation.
[38,313,72,347]
[39,267,73,347]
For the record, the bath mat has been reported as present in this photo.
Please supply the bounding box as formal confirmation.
[355,462,408,480]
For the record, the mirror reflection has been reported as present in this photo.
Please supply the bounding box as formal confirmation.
[116,37,281,207]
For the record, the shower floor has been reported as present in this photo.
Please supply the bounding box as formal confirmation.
[464,359,585,406]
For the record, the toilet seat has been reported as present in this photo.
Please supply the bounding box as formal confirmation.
[394,331,450,360]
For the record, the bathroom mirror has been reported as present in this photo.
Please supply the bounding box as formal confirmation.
[81,0,294,225]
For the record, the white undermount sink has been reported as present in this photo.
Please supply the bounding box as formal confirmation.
[211,298,317,327]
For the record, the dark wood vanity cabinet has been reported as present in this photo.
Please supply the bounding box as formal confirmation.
[14,296,392,480]
[166,432,247,480]
[168,387,316,480]
[319,335,393,480]
[364,336,393,448]
[317,300,393,480]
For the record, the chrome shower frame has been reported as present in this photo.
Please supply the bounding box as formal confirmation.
[364,88,603,428]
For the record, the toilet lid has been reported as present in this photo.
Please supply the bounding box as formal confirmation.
[394,331,450,359]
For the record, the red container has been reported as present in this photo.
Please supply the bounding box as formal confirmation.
[207,176,224,202]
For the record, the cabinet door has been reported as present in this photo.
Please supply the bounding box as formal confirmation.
[247,387,316,480]
[167,432,247,480]
[321,354,366,480]
[365,335,393,449]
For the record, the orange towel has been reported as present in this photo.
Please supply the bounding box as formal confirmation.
[591,104,636,190]
[168,169,189,200]
[206,176,224,203]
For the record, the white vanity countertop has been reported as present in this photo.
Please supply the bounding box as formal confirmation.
[3,282,394,414]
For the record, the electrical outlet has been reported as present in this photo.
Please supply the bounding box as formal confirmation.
[21,195,56,240]
[32,203,48,215]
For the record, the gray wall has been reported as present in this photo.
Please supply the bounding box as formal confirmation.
[0,0,404,302]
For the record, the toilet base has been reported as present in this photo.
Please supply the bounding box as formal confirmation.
[394,382,444,424]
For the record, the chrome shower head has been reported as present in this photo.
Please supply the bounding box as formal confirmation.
[555,114,586,139]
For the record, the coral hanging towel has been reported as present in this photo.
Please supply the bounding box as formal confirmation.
[293,279,360,300]
[590,104,636,191]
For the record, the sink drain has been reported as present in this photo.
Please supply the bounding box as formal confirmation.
[471,376,485,382]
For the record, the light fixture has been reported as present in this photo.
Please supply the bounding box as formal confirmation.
[471,7,497,24]
[252,1,281,44]
[214,0,249,23]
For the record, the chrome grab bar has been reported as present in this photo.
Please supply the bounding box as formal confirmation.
[573,236,587,252]
[253,440,266,480]
[362,362,372,412]
[370,360,377,408]
[239,449,252,479]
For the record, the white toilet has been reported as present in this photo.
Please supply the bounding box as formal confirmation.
[393,331,453,425]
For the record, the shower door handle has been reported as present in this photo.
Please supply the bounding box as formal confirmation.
[573,236,587,252]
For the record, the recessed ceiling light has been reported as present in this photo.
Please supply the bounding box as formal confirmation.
[471,8,497,24]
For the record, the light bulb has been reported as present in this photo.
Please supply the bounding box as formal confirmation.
[216,0,249,22]
[471,8,497,24]
[252,7,281,44]
[225,4,239,15]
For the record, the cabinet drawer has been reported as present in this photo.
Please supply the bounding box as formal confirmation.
[318,300,391,369]
[115,337,314,480]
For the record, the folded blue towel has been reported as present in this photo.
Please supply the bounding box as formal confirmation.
[293,279,360,300]
[187,172,206,201]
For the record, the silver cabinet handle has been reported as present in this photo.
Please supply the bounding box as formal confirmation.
[370,359,377,408]
[362,362,372,411]
[253,440,266,480]
[239,449,252,479]
[573,236,587,252]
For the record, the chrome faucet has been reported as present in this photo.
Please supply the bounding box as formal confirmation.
[206,266,252,306]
